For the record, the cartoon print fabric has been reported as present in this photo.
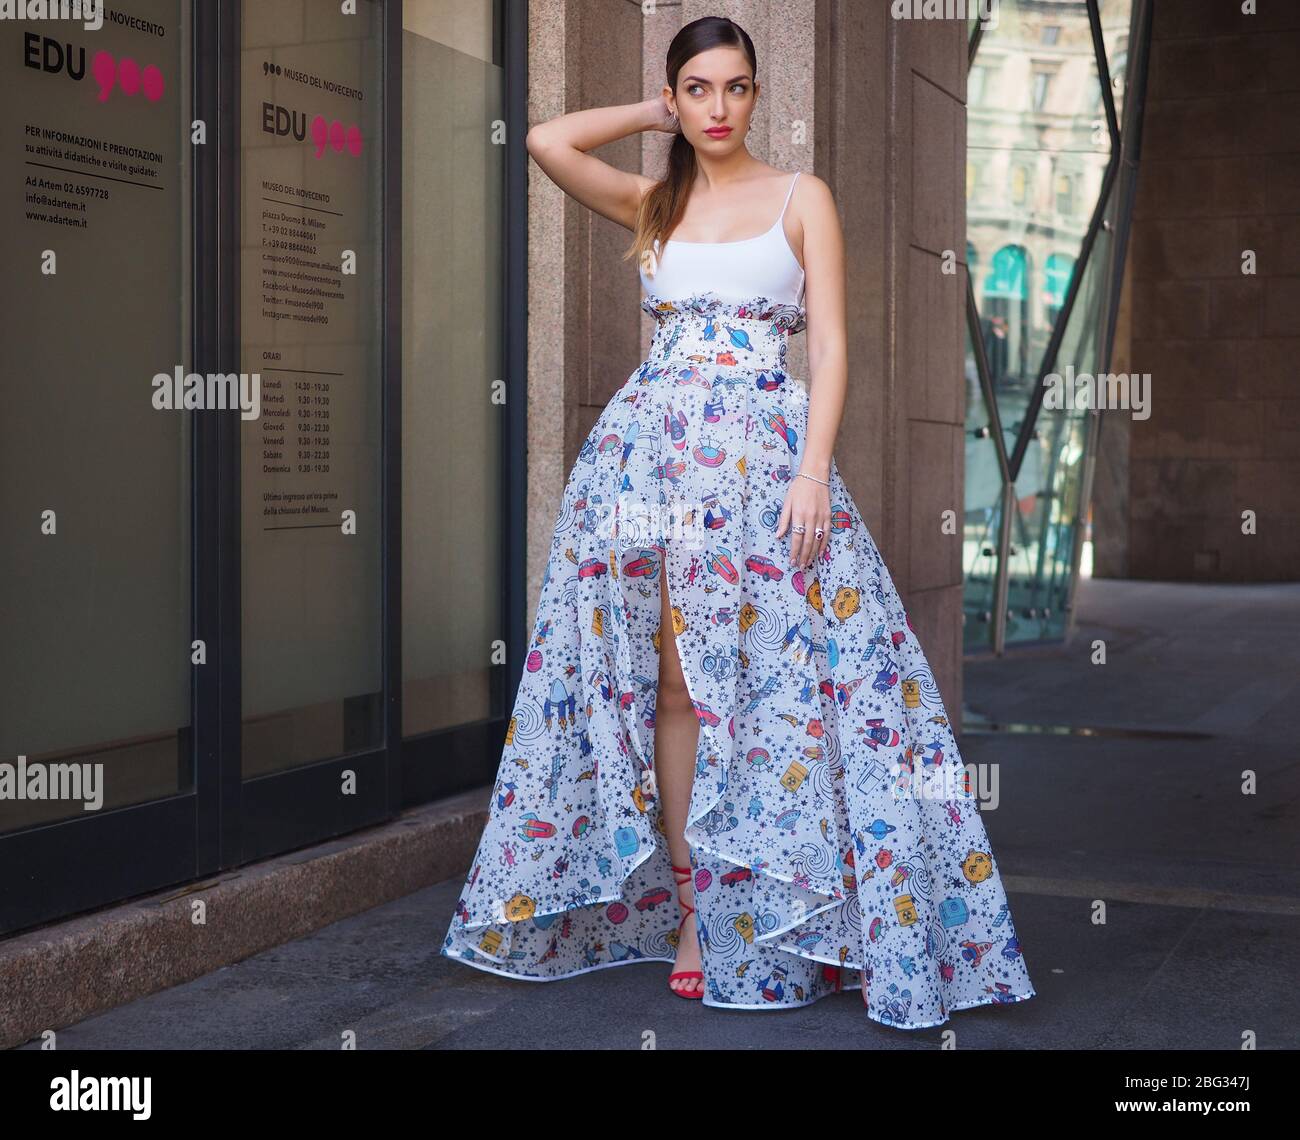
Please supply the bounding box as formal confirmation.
[441,292,1036,1029]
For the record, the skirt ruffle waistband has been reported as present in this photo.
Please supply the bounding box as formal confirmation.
[642,292,807,373]
[647,314,788,372]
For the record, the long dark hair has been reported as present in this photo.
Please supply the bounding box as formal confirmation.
[623,16,758,279]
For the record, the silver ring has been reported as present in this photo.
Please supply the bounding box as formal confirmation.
[814,527,825,539]
[792,524,806,534]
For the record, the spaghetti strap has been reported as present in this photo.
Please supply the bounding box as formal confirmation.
[776,171,800,225]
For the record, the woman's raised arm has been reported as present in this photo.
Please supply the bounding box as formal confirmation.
[525,96,678,231]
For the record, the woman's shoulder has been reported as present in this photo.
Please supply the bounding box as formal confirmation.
[777,170,834,226]
[782,169,830,196]
[783,171,836,226]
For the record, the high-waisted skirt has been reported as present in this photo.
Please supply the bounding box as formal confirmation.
[440,292,1037,1030]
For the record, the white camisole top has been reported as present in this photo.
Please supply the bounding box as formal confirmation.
[639,171,806,309]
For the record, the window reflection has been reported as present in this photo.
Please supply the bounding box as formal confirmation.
[964,0,1134,646]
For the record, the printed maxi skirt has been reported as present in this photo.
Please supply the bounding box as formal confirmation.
[440,292,1037,1030]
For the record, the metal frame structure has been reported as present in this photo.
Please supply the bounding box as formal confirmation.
[964,0,1152,653]
[1066,0,1153,643]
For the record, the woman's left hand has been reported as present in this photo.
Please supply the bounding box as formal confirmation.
[776,472,832,569]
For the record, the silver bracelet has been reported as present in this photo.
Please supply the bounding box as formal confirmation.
[797,471,830,487]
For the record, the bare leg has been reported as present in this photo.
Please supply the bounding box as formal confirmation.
[656,555,703,995]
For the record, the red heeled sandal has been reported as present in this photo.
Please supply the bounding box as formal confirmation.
[668,863,704,999]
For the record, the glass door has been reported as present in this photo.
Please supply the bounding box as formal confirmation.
[0,0,196,934]
[236,0,397,859]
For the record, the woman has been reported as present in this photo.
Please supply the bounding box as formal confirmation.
[441,15,1036,1030]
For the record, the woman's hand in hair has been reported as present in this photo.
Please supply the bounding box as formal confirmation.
[647,94,681,135]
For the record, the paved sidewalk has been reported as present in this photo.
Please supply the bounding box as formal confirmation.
[18,578,1300,1050]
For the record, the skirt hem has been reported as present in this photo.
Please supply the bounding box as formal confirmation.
[441,943,1036,1031]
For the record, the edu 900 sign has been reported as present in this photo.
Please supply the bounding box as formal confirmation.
[260,102,363,160]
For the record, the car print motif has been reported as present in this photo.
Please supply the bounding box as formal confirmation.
[691,699,721,727]
[635,886,673,912]
[745,555,784,582]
